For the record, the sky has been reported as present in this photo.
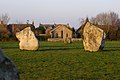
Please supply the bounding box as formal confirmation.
[0,0,120,29]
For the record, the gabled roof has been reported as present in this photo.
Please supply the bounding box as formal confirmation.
[50,24,72,33]
[76,18,89,33]
[76,22,88,33]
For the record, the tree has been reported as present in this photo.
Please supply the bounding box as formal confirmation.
[78,17,89,26]
[109,12,119,26]
[79,18,85,25]
[38,25,45,34]
[90,11,119,26]
[0,13,10,24]
[90,11,120,40]
[71,27,75,33]
[35,25,46,36]
[78,17,89,39]
[90,13,108,26]
[71,27,76,38]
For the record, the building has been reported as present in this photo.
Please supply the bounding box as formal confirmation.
[7,23,35,34]
[50,24,72,39]
[76,17,89,38]
[39,23,55,30]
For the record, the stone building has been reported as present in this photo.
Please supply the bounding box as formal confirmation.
[50,24,72,39]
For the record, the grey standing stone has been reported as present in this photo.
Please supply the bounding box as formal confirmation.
[0,48,19,80]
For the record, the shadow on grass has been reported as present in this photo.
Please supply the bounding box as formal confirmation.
[1,45,119,52]
[103,46,120,52]
[1,45,82,52]
[1,46,18,49]
[39,46,82,51]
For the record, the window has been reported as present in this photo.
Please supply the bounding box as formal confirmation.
[52,33,54,38]
[61,31,63,38]
[66,33,68,38]
[56,33,58,38]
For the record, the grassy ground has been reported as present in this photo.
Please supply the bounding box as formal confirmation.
[0,41,120,80]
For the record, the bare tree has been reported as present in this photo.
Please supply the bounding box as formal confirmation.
[90,13,109,25]
[90,11,120,40]
[90,17,97,25]
[0,13,10,24]
[78,18,85,26]
[90,11,119,26]
[109,12,119,26]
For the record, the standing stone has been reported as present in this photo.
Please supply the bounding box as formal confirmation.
[16,27,39,50]
[83,22,106,52]
[0,48,19,80]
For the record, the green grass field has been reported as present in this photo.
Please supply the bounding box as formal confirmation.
[0,41,120,80]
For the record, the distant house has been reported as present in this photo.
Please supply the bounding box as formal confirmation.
[0,21,36,41]
[76,17,110,38]
[35,23,73,41]
[76,27,81,38]
[50,24,72,39]
[34,24,56,40]
[39,24,55,30]
[76,23,87,38]
[39,24,56,35]
[7,23,35,34]
[76,18,90,38]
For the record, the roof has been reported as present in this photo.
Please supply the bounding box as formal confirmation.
[76,22,88,33]
[50,24,72,33]
[76,20,116,34]
[39,24,55,29]
[76,17,89,33]
[7,24,35,33]
[9,23,34,28]
[9,24,34,26]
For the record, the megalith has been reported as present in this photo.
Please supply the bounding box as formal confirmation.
[16,27,39,50]
[83,22,106,52]
[0,48,19,80]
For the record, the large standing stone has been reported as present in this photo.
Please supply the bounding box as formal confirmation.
[0,48,19,80]
[16,27,39,50]
[83,22,106,52]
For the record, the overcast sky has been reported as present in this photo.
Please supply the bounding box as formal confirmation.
[0,0,120,28]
